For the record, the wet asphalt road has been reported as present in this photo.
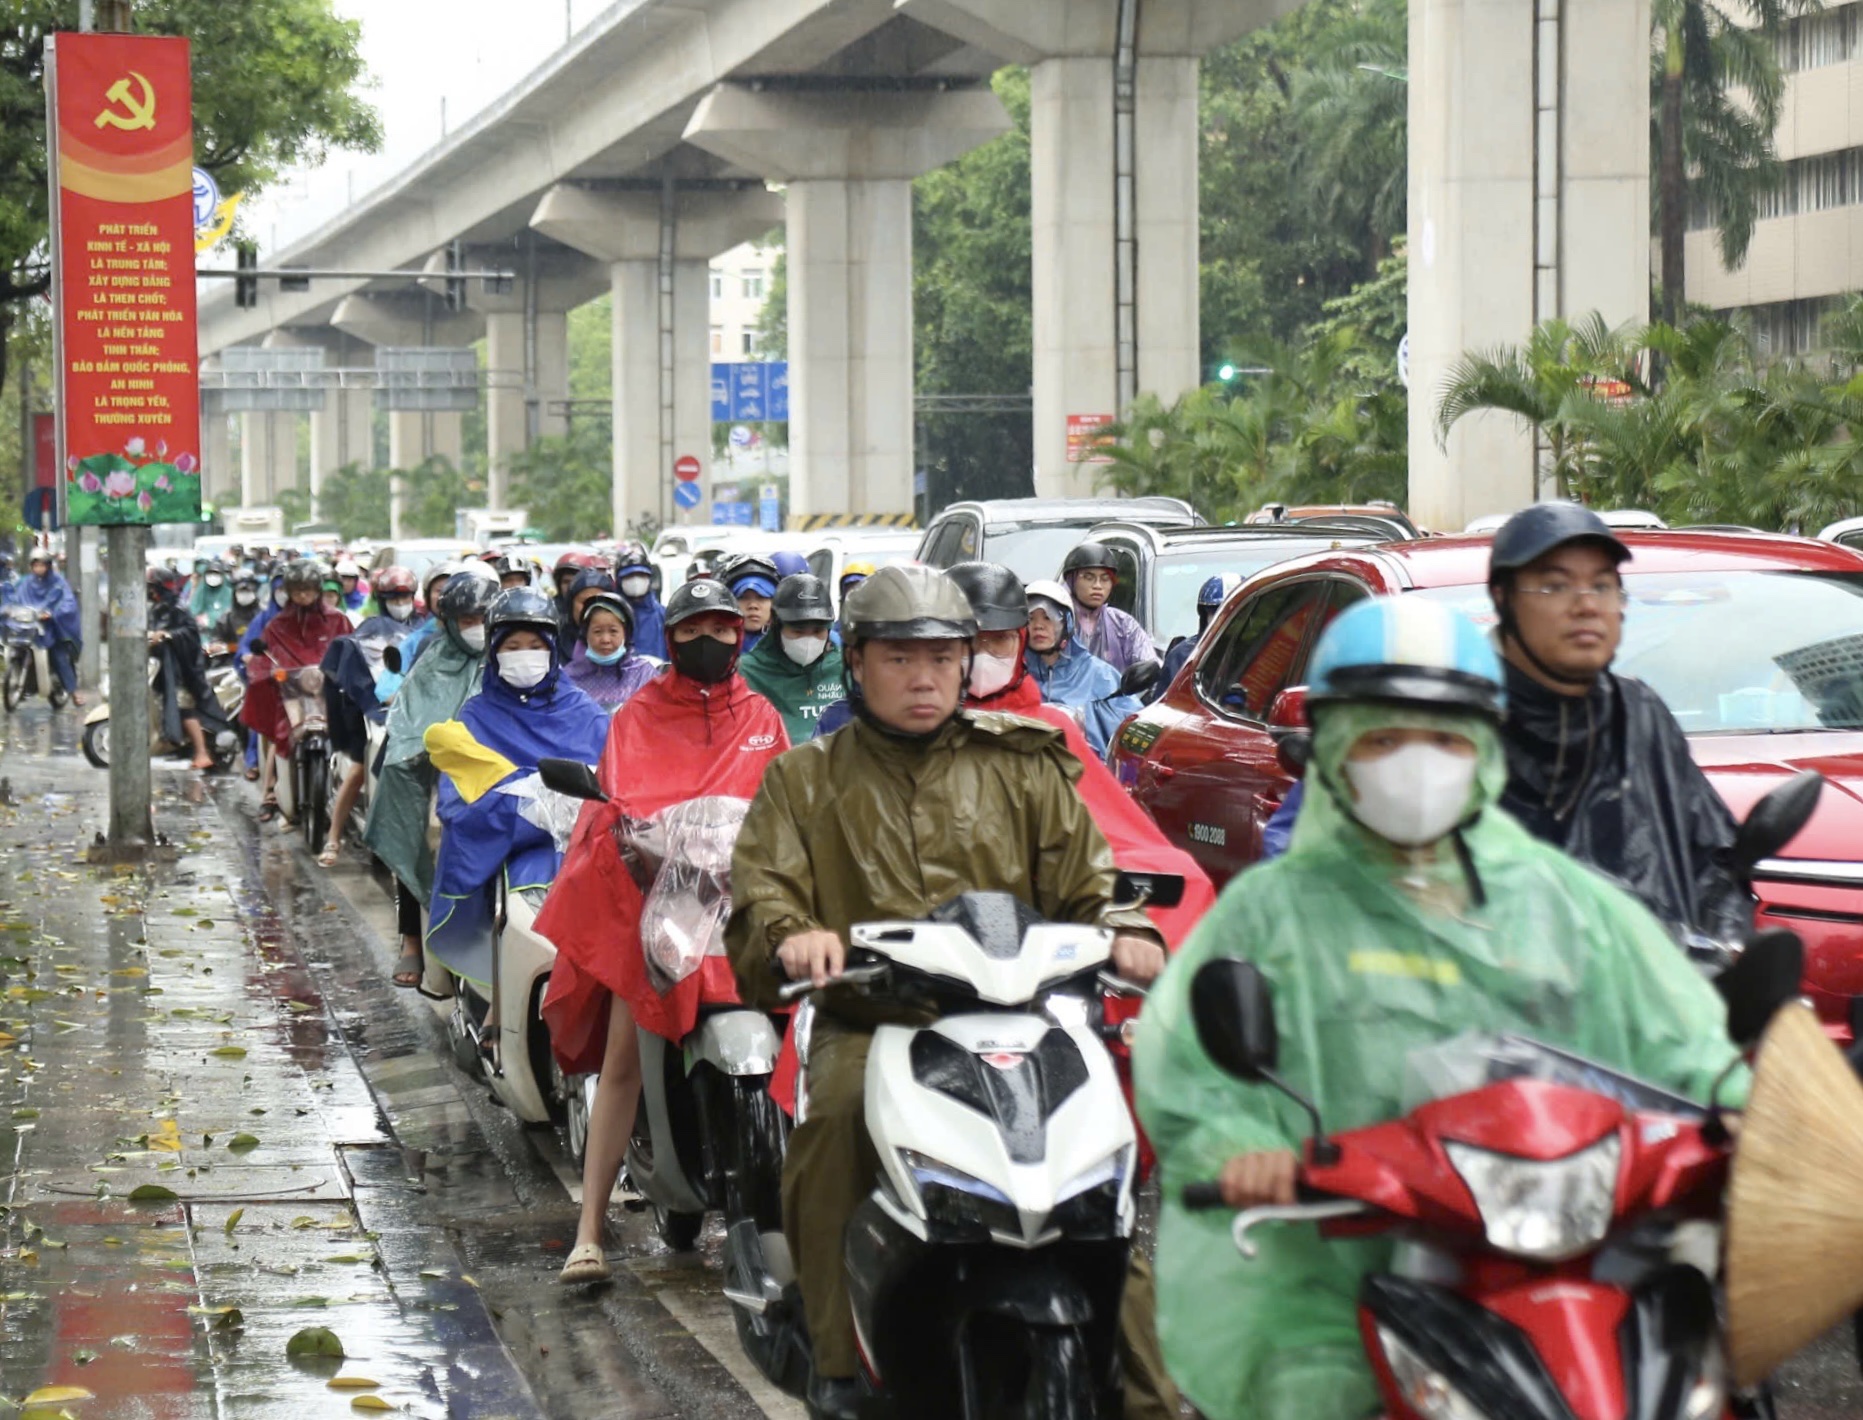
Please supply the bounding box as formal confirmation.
[2,698,1861,1419]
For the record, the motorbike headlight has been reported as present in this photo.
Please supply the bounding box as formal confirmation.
[298,666,324,695]
[1057,1148,1129,1204]
[1376,1327,1491,1420]
[900,1149,1012,1205]
[1443,1134,1620,1262]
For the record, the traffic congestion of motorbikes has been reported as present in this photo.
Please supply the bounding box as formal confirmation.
[10,497,1863,1420]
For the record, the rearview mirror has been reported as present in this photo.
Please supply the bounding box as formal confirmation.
[381,644,402,675]
[1716,928,1806,1048]
[1115,870,1186,910]
[1119,658,1162,699]
[538,757,606,803]
[1190,959,1280,1081]
[1731,770,1823,877]
[1267,686,1311,777]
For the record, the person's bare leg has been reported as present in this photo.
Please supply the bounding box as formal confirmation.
[325,762,365,852]
[575,995,642,1251]
[183,716,213,770]
[258,741,280,817]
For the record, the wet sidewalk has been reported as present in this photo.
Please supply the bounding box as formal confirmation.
[0,754,545,1418]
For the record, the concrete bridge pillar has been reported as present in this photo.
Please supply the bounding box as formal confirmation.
[900,1,1292,497]
[199,405,234,509]
[1406,0,1652,529]
[684,86,1010,518]
[531,183,784,537]
[239,412,298,508]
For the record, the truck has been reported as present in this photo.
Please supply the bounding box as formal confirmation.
[218,505,287,542]
[456,508,528,544]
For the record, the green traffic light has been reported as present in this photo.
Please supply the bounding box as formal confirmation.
[1218,363,1237,381]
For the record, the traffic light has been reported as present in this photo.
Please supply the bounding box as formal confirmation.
[444,241,466,313]
[234,243,259,309]
[1218,363,1238,382]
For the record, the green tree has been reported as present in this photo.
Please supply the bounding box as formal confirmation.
[0,0,380,394]
[1653,0,1817,326]
[504,424,613,541]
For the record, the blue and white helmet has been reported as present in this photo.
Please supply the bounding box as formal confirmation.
[1198,573,1245,612]
[1307,597,1504,721]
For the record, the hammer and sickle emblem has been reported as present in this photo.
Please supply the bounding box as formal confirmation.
[94,71,157,131]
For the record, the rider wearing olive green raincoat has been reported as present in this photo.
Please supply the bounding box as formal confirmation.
[1134,597,1744,1420]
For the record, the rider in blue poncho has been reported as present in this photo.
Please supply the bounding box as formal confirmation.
[1023,578,1138,759]
[17,548,84,704]
[424,586,609,992]
[613,540,666,661]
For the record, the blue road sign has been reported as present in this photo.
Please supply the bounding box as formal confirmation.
[710,362,792,423]
[759,488,780,532]
[22,487,57,532]
[712,501,753,527]
[673,480,701,510]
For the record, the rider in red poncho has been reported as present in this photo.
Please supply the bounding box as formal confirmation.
[538,577,789,1285]
[242,559,355,821]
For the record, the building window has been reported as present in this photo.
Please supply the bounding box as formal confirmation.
[1780,4,1862,72]
[1689,143,1863,232]
[710,271,724,301]
[710,327,724,357]
[742,269,765,301]
[741,329,760,357]
[1726,296,1841,358]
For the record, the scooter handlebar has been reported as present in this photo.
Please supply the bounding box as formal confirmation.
[1182,1181,1226,1211]
[775,961,890,1004]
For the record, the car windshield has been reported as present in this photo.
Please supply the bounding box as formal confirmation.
[1413,569,1863,732]
[985,523,1115,586]
[1152,542,1371,643]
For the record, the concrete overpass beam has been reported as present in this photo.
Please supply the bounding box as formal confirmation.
[532,183,785,536]
[1407,0,1651,529]
[200,407,234,509]
[485,312,527,510]
[328,294,485,351]
[683,86,1012,516]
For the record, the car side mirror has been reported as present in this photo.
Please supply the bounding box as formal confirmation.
[247,639,266,656]
[1267,686,1311,777]
[1190,959,1280,1080]
[1716,928,1806,1048]
[1731,770,1823,877]
[1119,658,1162,699]
[539,757,606,803]
[381,644,402,675]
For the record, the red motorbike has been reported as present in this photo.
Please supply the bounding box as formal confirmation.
[1183,924,1807,1420]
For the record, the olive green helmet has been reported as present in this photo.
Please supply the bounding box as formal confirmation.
[841,564,978,645]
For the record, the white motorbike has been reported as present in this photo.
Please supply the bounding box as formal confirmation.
[449,875,563,1128]
[780,891,1139,1419]
[2,604,64,712]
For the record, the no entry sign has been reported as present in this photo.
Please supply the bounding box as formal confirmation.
[674,454,702,482]
[46,32,202,526]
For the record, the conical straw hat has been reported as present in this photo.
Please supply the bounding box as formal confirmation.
[1727,1002,1863,1386]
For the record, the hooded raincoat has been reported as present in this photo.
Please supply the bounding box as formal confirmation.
[538,670,788,1069]
[628,590,667,662]
[15,566,81,650]
[424,635,609,987]
[1073,598,1155,673]
[240,601,353,752]
[189,573,233,630]
[562,640,658,711]
[737,631,846,746]
[361,620,486,902]
[1026,636,1140,758]
[1134,702,1745,1420]
[1498,659,1750,940]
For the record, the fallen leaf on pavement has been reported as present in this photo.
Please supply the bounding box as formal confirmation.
[285,1325,344,1357]
[327,1377,380,1390]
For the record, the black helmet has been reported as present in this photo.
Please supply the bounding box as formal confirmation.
[772,574,835,625]
[1061,541,1119,580]
[946,561,1028,633]
[665,577,745,630]
[145,564,182,601]
[282,559,325,592]
[577,591,636,637]
[842,565,977,646]
[437,572,498,624]
[486,586,558,641]
[613,539,652,576]
[232,568,259,589]
[721,553,779,596]
[204,559,229,578]
[1489,504,1631,583]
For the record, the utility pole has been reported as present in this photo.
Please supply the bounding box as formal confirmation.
[85,0,154,855]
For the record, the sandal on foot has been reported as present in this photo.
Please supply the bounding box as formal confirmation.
[243,765,260,782]
[317,841,342,868]
[257,796,279,823]
[392,948,423,988]
[558,1242,610,1284]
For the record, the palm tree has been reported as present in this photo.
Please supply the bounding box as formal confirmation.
[1435,315,1649,498]
[1289,0,1409,266]
[1652,0,1820,327]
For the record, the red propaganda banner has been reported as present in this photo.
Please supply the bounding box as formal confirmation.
[46,32,202,526]
[33,412,57,489]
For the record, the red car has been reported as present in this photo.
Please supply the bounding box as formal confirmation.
[1110,530,1863,1037]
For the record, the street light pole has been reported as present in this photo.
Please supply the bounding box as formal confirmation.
[83,0,154,856]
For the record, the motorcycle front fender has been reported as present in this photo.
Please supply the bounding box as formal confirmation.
[689,1009,782,1077]
[83,700,110,726]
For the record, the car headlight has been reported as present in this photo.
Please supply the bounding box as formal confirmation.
[1376,1327,1491,1420]
[1443,1134,1621,1262]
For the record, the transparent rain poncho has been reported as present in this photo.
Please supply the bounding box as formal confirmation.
[622,796,750,996]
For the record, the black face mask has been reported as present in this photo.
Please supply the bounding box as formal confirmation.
[670,633,738,684]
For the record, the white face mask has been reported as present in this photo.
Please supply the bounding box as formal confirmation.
[205,574,224,588]
[620,574,651,599]
[497,647,552,688]
[968,650,1019,699]
[782,633,828,668]
[1341,741,1479,848]
[384,598,414,621]
[234,588,257,606]
[457,624,487,652]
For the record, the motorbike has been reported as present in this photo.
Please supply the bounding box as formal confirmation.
[1177,775,1826,1420]
[79,653,244,770]
[448,874,564,1127]
[268,664,332,850]
[779,890,1141,1419]
[2,604,64,712]
[539,755,803,1391]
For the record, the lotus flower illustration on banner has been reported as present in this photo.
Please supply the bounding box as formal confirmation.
[66,437,203,525]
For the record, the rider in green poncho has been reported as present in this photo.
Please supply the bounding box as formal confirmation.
[1134,596,1743,1420]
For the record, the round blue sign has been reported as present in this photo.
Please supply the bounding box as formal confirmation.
[673,480,702,510]
[192,167,221,232]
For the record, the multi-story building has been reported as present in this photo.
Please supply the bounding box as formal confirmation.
[1686,2,1863,356]
[709,240,778,362]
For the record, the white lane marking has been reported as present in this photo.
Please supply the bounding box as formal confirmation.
[629,1256,807,1420]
